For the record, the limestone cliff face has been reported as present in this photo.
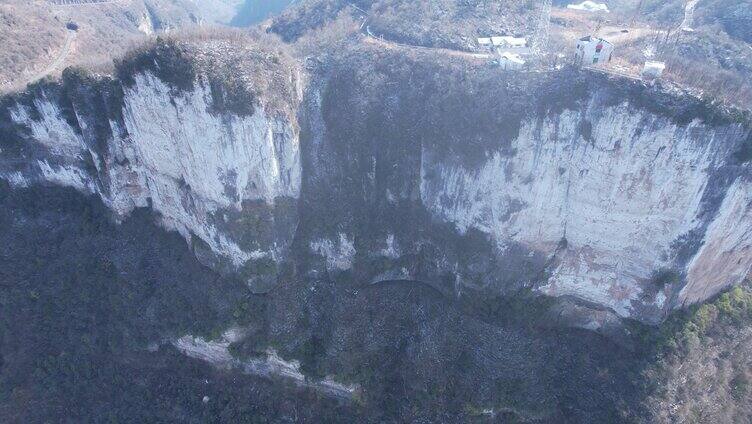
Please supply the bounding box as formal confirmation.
[0,41,302,287]
[298,58,752,324]
[1,45,750,324]
[420,99,751,320]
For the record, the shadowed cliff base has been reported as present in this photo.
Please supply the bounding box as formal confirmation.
[1,183,750,423]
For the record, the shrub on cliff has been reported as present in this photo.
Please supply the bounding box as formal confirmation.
[116,37,197,91]
[638,283,752,422]
[114,29,300,118]
[635,283,752,356]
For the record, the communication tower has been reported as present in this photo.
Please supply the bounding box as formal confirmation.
[531,0,552,56]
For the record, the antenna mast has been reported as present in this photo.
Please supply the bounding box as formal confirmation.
[631,0,644,26]
[531,0,552,56]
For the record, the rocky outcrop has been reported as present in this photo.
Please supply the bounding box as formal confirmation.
[420,99,751,321]
[171,328,359,399]
[1,43,750,324]
[0,38,302,288]
[297,52,752,324]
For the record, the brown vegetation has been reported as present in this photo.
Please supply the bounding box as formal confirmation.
[639,284,752,423]
[0,1,66,88]
[0,0,243,92]
[550,6,752,110]
[271,0,542,51]
[116,27,301,117]
[612,23,752,109]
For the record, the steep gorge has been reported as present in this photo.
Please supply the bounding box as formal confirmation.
[3,41,749,324]
[1,36,752,422]
[302,51,752,326]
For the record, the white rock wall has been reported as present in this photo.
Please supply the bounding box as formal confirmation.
[421,100,749,317]
[2,72,300,267]
[172,328,358,399]
[3,74,749,320]
[681,178,752,305]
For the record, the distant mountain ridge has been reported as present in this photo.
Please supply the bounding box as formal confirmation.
[230,0,292,26]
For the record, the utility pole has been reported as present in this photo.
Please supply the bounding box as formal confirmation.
[631,0,644,26]
[593,16,604,37]
[531,0,552,56]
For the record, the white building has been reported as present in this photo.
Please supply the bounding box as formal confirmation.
[478,36,527,50]
[575,36,614,65]
[477,37,493,48]
[479,35,531,70]
[491,36,527,48]
[499,52,526,70]
[642,61,666,79]
[567,1,610,13]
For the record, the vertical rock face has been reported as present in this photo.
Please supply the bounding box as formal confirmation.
[681,179,752,305]
[300,57,752,324]
[1,53,302,287]
[420,100,750,320]
[1,43,750,324]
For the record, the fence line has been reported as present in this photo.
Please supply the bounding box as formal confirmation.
[48,0,122,6]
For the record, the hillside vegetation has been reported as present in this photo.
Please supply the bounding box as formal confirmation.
[0,0,246,92]
[0,184,356,423]
[2,178,750,422]
[636,283,752,423]
[547,1,752,109]
[115,28,300,116]
[271,0,542,51]
[640,0,752,43]
[553,0,751,43]
[0,1,66,88]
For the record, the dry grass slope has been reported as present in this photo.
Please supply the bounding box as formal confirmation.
[0,0,251,92]
[115,28,301,117]
[0,1,66,88]
[271,0,543,51]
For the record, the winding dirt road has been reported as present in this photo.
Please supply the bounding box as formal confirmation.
[25,29,77,86]
[48,0,122,5]
[363,26,492,61]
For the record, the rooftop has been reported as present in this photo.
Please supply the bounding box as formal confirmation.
[579,35,612,45]
[478,36,527,47]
